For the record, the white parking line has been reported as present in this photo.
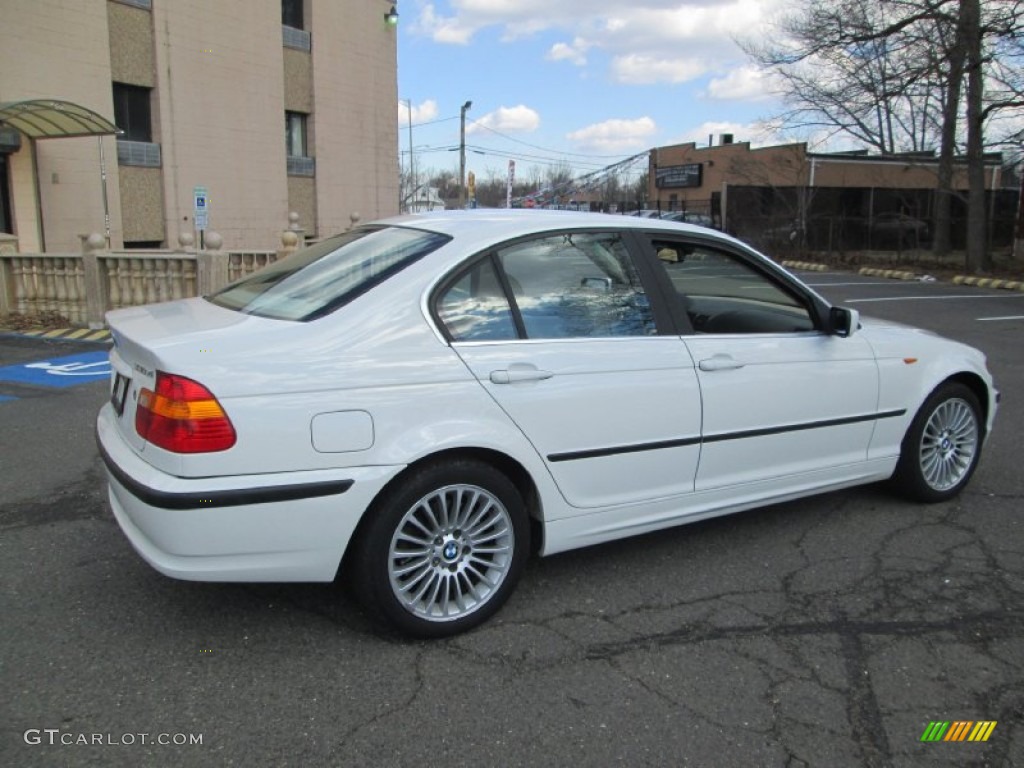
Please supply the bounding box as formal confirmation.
[806,281,930,287]
[977,315,1024,321]
[846,294,1024,303]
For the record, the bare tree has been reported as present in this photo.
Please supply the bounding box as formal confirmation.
[743,0,1024,272]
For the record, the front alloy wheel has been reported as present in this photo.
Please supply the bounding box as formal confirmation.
[893,382,983,502]
[918,397,978,493]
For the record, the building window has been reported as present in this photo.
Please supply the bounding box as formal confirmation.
[286,112,314,176]
[1,154,12,236]
[286,112,307,158]
[282,0,310,49]
[282,0,303,29]
[112,83,152,142]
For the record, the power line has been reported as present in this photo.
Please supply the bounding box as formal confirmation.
[467,120,638,161]
[401,112,640,168]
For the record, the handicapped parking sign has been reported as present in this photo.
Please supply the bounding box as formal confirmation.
[0,351,111,389]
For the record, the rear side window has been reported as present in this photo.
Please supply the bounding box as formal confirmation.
[434,231,656,342]
[436,257,518,342]
[207,226,450,321]
[497,233,655,339]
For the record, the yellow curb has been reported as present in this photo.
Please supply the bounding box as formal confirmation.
[0,327,111,342]
[781,261,828,272]
[951,276,1024,292]
[858,267,917,280]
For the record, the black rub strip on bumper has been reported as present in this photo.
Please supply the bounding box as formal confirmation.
[97,436,353,510]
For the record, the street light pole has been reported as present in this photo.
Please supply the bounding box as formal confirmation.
[458,100,472,209]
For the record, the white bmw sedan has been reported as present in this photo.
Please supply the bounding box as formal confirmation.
[97,210,998,637]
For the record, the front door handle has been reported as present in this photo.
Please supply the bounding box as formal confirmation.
[489,364,554,384]
[698,354,745,372]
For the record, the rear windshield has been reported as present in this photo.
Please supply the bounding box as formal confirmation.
[207,226,450,321]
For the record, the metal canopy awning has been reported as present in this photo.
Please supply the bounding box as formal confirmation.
[0,100,120,251]
[0,99,118,139]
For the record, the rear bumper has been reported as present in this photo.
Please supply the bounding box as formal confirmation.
[96,404,403,582]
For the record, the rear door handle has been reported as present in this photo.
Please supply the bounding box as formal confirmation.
[489,364,554,384]
[698,354,745,372]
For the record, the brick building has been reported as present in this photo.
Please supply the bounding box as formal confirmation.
[648,138,1006,251]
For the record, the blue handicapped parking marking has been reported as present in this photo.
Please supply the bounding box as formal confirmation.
[0,351,111,389]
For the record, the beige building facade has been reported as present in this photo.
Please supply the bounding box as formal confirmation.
[0,0,399,253]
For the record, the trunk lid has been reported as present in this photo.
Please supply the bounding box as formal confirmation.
[105,297,288,465]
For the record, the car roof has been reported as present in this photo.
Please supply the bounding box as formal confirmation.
[370,209,713,242]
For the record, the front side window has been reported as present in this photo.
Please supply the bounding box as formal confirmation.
[208,226,449,321]
[652,241,816,334]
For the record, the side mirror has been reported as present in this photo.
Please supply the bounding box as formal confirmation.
[829,306,859,337]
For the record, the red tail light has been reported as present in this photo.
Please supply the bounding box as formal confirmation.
[136,372,236,453]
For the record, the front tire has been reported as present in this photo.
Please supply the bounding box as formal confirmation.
[892,382,983,502]
[352,459,529,638]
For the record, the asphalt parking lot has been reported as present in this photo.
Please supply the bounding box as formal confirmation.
[2,270,1022,767]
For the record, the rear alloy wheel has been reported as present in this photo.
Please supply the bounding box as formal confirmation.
[353,459,529,637]
[892,382,983,502]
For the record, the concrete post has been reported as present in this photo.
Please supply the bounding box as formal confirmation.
[196,231,228,295]
[288,211,305,246]
[82,232,108,329]
[277,230,299,262]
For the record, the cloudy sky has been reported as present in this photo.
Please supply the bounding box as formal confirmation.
[396,0,798,183]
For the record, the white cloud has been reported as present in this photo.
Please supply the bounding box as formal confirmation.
[399,99,439,126]
[412,3,477,45]
[467,105,541,134]
[547,37,592,66]
[567,116,657,152]
[667,119,799,149]
[610,54,708,85]
[413,0,791,83]
[704,66,779,101]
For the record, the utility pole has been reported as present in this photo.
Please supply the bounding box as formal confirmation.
[404,99,415,212]
[458,100,472,209]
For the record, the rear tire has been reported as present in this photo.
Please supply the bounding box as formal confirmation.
[891,382,983,502]
[351,459,529,638]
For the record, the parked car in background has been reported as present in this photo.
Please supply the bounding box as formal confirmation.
[97,210,998,637]
[869,212,930,248]
[668,211,715,228]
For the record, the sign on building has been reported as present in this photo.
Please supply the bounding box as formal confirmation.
[656,164,703,189]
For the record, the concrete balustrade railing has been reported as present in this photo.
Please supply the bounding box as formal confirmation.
[0,220,307,329]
